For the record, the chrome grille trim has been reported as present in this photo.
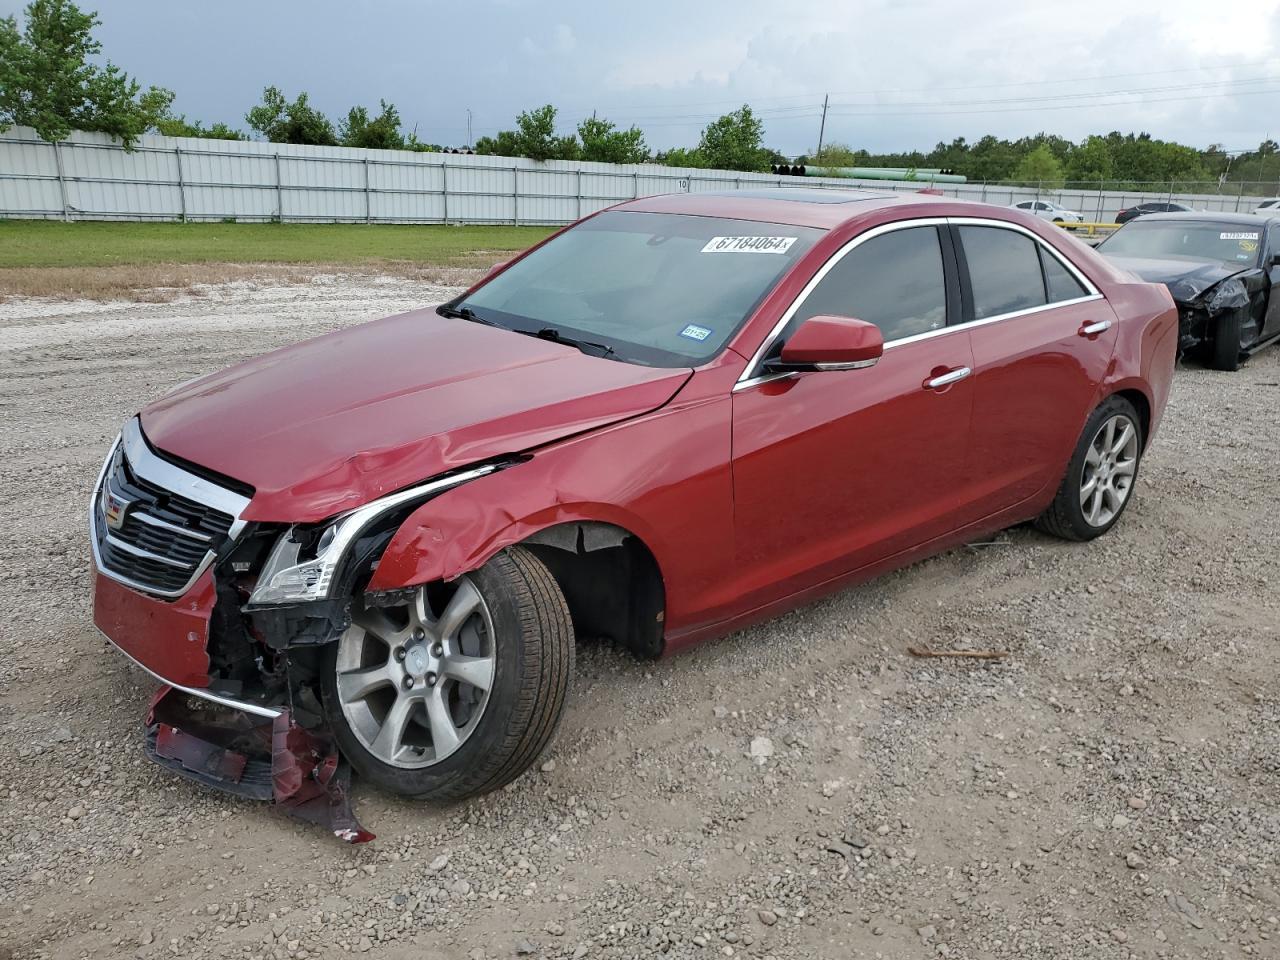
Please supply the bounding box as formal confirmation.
[90,418,252,599]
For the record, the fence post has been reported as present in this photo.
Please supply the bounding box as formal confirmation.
[635,171,640,198]
[1097,180,1104,222]
[513,167,519,226]
[442,161,449,224]
[274,153,283,221]
[980,180,987,203]
[52,140,71,221]
[175,146,186,222]
[576,169,582,220]
[1235,179,1245,213]
[363,157,371,224]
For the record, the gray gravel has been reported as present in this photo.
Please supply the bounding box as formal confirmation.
[1,276,1278,960]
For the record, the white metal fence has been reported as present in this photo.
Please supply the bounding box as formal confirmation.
[0,125,1272,224]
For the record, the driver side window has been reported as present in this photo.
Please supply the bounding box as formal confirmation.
[789,226,948,343]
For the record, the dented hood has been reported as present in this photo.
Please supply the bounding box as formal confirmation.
[1102,255,1250,303]
[141,309,692,522]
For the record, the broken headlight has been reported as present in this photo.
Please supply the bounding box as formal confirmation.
[246,464,500,606]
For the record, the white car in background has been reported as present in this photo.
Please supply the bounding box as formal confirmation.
[1010,200,1084,223]
[1254,198,1280,213]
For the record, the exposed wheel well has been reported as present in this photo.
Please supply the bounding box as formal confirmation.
[519,522,666,659]
[1112,388,1151,449]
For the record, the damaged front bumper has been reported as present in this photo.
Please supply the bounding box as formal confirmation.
[90,421,374,842]
[146,686,372,843]
[94,573,372,842]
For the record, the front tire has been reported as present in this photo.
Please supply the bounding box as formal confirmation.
[1210,311,1242,371]
[323,546,573,801]
[1035,396,1143,542]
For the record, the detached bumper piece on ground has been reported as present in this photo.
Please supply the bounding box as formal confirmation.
[144,685,374,844]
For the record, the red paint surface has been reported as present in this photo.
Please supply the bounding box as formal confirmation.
[93,568,214,686]
[142,311,690,522]
[114,193,1175,662]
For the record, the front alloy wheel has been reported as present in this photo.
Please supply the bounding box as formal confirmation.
[323,546,574,801]
[335,577,496,768]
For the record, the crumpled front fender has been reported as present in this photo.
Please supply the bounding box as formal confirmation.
[366,463,667,592]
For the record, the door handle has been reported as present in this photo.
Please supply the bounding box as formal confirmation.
[1079,319,1112,337]
[924,366,972,390]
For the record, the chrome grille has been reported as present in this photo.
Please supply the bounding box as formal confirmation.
[91,419,252,598]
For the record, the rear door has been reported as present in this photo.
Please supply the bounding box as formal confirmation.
[952,221,1119,522]
[730,222,975,608]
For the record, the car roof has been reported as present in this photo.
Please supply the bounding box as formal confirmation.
[617,188,934,229]
[1125,211,1280,226]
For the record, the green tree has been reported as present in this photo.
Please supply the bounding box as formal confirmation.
[655,146,706,168]
[1011,144,1065,188]
[696,105,768,172]
[476,105,578,161]
[576,115,648,164]
[513,104,577,161]
[1064,135,1114,184]
[245,86,337,145]
[0,0,174,148]
[340,99,405,150]
[153,115,246,140]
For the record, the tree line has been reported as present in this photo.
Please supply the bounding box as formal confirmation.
[3,0,1279,192]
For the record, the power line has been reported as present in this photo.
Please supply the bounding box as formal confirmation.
[570,57,1280,113]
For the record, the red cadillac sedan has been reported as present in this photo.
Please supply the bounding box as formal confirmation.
[91,189,1177,831]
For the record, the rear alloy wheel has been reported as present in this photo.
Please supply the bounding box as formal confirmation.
[323,546,573,801]
[1035,396,1143,541]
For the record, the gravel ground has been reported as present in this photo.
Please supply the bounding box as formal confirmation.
[1,276,1277,960]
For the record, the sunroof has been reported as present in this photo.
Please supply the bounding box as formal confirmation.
[702,188,890,204]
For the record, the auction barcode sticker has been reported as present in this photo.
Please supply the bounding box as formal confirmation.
[1221,232,1259,240]
[701,236,797,254]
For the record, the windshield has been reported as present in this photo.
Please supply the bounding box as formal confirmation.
[1099,220,1263,267]
[452,211,823,366]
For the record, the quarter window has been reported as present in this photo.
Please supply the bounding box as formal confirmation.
[790,226,947,342]
[959,226,1047,319]
[1040,247,1089,302]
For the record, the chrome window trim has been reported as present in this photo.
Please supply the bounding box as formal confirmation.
[89,417,252,600]
[734,216,1104,391]
[97,627,283,718]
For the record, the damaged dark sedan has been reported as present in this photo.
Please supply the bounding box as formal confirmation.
[1097,212,1280,370]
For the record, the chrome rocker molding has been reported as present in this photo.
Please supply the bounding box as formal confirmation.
[89,418,252,600]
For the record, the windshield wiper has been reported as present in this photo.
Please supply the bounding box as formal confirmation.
[437,304,497,326]
[522,327,617,360]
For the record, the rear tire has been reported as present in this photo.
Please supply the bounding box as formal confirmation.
[323,546,573,801]
[1035,396,1143,542]
[1210,311,1242,371]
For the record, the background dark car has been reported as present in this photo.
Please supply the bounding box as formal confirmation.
[1114,201,1194,224]
[1097,212,1280,370]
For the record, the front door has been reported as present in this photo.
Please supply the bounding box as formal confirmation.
[730,223,976,609]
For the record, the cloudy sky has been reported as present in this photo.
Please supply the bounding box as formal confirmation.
[6,0,1280,155]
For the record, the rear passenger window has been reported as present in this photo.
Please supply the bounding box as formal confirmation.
[1040,247,1089,302]
[791,226,947,341]
[959,226,1047,319]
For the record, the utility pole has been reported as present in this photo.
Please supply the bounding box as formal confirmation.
[466,109,473,149]
[816,94,829,163]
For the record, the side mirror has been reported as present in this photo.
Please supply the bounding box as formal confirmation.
[483,259,510,279]
[768,315,884,372]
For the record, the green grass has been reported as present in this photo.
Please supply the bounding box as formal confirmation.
[0,221,556,269]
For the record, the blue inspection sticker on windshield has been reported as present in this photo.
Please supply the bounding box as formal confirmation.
[680,324,713,342]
